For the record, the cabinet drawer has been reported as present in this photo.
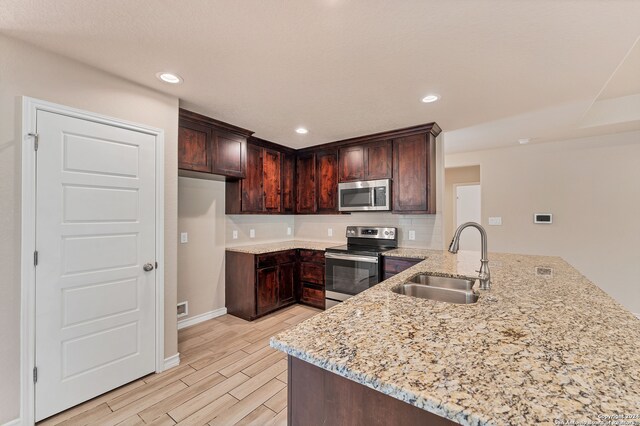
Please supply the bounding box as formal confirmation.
[257,250,297,268]
[301,284,325,309]
[299,249,325,264]
[383,257,421,275]
[299,262,325,285]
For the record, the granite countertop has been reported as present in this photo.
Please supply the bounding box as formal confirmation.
[225,240,340,254]
[271,250,640,425]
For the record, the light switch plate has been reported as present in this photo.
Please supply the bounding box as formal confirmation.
[408,230,416,240]
[249,229,255,238]
[328,228,333,237]
[488,217,502,226]
[287,227,292,236]
[232,230,238,239]
[180,232,188,243]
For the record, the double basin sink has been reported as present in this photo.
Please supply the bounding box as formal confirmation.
[392,274,479,304]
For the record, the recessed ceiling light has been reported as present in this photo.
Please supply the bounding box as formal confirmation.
[296,127,308,134]
[156,72,183,84]
[518,138,530,145]
[421,94,440,103]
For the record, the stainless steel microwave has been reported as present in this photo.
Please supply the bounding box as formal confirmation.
[338,179,391,212]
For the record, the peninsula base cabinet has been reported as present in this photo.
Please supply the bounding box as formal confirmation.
[225,249,325,320]
[288,356,456,426]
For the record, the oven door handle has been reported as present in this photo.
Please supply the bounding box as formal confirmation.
[325,253,379,263]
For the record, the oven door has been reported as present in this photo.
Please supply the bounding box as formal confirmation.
[325,253,380,305]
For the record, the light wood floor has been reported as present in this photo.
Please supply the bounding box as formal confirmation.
[38,304,321,426]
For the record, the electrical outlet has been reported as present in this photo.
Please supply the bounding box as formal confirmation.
[488,217,502,226]
[328,228,333,237]
[249,229,255,238]
[287,227,292,236]
[408,230,416,240]
[180,232,188,244]
[232,230,238,239]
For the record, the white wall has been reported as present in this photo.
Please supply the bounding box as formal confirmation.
[0,35,179,424]
[446,131,640,314]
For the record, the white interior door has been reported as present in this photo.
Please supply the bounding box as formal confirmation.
[456,184,481,251]
[35,110,157,421]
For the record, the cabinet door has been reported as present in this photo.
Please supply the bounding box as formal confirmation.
[213,131,246,178]
[242,144,264,212]
[282,152,295,213]
[257,267,279,315]
[316,150,338,212]
[296,152,317,213]
[338,145,364,182]
[278,262,296,305]
[263,148,282,212]
[364,140,392,180]
[178,121,212,172]
[393,134,432,213]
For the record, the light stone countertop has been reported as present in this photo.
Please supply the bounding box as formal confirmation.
[225,240,341,254]
[270,249,640,425]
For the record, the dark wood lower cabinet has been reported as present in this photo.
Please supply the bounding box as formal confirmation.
[288,356,456,426]
[382,256,422,280]
[226,249,325,320]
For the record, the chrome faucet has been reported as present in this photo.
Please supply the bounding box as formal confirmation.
[448,222,491,290]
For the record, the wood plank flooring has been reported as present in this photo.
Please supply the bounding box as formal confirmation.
[38,304,320,426]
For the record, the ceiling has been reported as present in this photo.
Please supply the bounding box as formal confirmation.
[1,1,639,152]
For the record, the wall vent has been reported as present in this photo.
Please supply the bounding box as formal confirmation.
[177,301,189,318]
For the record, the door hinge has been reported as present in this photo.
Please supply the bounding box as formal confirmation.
[34,251,39,266]
[155,261,159,269]
[28,132,39,151]
[33,366,38,384]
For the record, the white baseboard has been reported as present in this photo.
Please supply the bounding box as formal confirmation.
[2,417,22,426]
[163,353,181,370]
[177,307,227,330]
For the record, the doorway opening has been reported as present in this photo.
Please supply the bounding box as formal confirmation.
[444,166,481,250]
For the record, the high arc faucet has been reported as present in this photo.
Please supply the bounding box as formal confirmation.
[448,222,491,290]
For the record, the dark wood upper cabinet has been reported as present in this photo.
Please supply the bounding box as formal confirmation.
[392,133,437,213]
[338,145,364,182]
[178,109,252,179]
[263,148,282,212]
[178,120,212,173]
[241,143,264,212]
[316,149,338,213]
[282,152,295,213]
[338,140,392,183]
[213,131,246,178]
[364,140,392,180]
[296,152,317,214]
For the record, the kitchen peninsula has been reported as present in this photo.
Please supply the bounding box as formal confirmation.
[271,250,640,425]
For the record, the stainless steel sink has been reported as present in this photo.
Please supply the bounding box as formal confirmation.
[392,284,479,304]
[407,274,476,291]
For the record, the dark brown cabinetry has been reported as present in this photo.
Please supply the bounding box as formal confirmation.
[393,133,437,214]
[295,152,317,214]
[282,152,296,213]
[298,249,325,309]
[178,109,252,179]
[226,138,294,214]
[296,149,338,214]
[382,256,422,280]
[226,249,300,320]
[316,149,338,213]
[288,356,456,426]
[338,140,392,183]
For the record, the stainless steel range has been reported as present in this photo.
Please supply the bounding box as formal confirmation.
[325,226,398,308]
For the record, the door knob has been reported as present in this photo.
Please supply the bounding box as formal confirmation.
[143,263,154,272]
